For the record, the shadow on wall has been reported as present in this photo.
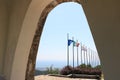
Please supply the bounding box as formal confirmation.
[0,75,5,80]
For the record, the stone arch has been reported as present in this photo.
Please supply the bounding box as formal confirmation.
[7,0,120,80]
[25,0,83,80]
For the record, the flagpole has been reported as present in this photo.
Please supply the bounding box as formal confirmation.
[72,37,74,72]
[67,33,69,66]
[89,48,91,66]
[86,46,88,66]
[94,51,97,66]
[97,53,99,66]
[91,49,93,67]
[92,50,94,67]
[88,48,91,65]
[93,51,95,67]
[83,45,86,65]
[96,52,98,66]
[98,52,100,65]
[81,43,82,65]
[77,40,79,66]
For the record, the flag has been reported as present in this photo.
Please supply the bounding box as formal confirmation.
[73,41,76,46]
[76,43,80,47]
[73,41,80,47]
[68,39,74,46]
[82,45,87,51]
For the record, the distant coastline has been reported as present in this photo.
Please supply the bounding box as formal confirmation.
[36,61,67,69]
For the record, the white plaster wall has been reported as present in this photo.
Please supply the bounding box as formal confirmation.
[3,0,32,79]
[10,0,52,80]
[82,0,120,80]
[0,0,8,75]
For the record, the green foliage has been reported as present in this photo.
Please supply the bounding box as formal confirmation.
[34,69,48,76]
[94,65,101,69]
[86,64,92,68]
[46,65,60,74]
[60,65,73,75]
[35,64,102,76]
[79,64,87,68]
[35,65,60,76]
[60,64,102,75]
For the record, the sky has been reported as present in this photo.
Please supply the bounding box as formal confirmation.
[36,2,100,68]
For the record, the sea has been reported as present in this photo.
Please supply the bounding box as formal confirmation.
[35,60,77,69]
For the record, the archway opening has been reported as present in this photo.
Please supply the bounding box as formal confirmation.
[34,2,103,80]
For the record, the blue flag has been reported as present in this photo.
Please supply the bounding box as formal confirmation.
[68,39,74,46]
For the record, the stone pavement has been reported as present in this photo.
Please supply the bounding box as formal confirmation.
[35,75,97,80]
